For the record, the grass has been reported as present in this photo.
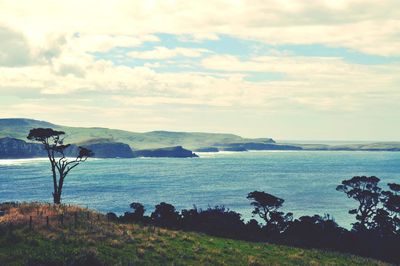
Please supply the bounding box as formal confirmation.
[0,203,390,266]
[0,118,256,150]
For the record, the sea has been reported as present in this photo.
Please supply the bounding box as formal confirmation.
[1,150,399,228]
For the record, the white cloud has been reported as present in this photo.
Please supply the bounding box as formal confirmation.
[2,51,398,114]
[128,46,208,59]
[177,33,220,43]
[73,34,160,53]
[1,1,399,55]
[0,0,400,139]
[201,54,400,91]
[0,26,33,66]
[144,62,162,68]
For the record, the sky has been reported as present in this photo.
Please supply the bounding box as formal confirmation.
[0,1,399,141]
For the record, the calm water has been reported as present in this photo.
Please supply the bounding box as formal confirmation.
[1,151,399,228]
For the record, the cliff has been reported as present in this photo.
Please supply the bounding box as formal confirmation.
[0,138,135,159]
[82,142,135,158]
[0,137,46,158]
[134,146,198,158]
[194,147,220,152]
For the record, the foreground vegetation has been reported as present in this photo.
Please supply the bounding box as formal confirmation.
[0,203,387,266]
[108,176,400,264]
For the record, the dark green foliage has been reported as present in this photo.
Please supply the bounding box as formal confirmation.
[388,183,400,193]
[371,209,395,235]
[247,191,292,232]
[120,202,146,223]
[336,176,381,230]
[181,205,247,239]
[151,202,181,228]
[247,191,283,220]
[106,212,118,222]
[27,128,65,143]
[381,183,400,234]
[129,202,145,218]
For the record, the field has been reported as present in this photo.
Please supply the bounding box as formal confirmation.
[0,203,388,266]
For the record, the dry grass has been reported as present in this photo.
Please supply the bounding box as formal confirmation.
[0,202,390,266]
[0,202,97,225]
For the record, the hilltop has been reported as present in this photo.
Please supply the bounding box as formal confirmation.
[0,118,274,150]
[0,203,387,266]
[1,118,400,153]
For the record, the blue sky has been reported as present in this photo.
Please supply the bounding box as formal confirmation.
[0,1,399,141]
[96,33,400,66]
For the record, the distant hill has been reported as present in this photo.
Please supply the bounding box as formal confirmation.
[0,118,56,140]
[286,142,400,151]
[0,118,275,150]
[1,118,399,152]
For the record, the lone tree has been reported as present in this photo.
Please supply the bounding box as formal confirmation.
[247,191,291,228]
[336,176,381,231]
[27,128,93,204]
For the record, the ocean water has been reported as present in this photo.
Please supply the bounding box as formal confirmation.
[0,151,399,228]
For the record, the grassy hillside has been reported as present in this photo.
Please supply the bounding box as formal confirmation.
[0,203,387,266]
[0,118,56,140]
[287,142,400,151]
[330,142,400,150]
[0,118,272,150]
[1,118,399,151]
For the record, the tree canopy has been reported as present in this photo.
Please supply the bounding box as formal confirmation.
[247,191,290,228]
[336,176,381,230]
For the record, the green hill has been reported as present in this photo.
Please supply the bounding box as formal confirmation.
[1,118,399,151]
[0,203,387,266]
[0,118,274,150]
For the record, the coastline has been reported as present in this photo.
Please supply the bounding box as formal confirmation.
[1,148,400,163]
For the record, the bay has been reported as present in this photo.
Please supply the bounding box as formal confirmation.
[0,151,399,228]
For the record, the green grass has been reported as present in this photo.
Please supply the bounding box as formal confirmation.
[0,203,389,266]
[2,118,399,151]
[0,118,267,150]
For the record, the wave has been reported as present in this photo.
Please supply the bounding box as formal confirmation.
[196,150,304,158]
[0,158,49,166]
[0,157,101,166]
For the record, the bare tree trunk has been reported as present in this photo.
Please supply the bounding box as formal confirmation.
[46,148,59,204]
[51,164,59,203]
[53,192,61,204]
[55,173,66,205]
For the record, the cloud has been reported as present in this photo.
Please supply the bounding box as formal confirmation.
[128,47,208,59]
[0,1,399,139]
[1,42,399,111]
[0,26,33,66]
[177,33,220,43]
[201,54,400,90]
[73,34,160,53]
[1,1,399,55]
